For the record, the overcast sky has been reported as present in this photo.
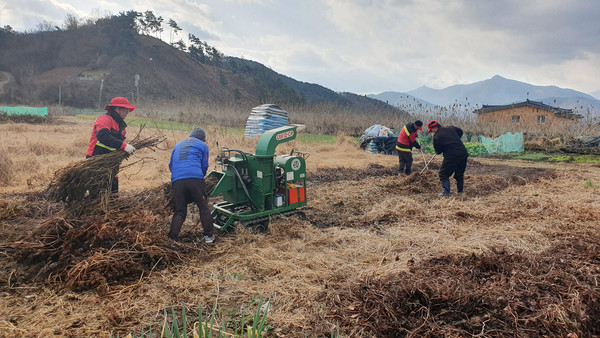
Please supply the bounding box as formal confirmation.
[2,0,599,95]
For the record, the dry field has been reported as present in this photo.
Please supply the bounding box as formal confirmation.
[0,116,599,337]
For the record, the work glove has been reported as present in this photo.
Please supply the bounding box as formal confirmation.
[124,144,136,154]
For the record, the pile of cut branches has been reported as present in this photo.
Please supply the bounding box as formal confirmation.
[12,188,202,291]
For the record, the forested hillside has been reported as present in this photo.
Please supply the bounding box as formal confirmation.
[0,11,404,115]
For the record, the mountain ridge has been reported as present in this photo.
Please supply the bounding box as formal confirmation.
[369,75,600,117]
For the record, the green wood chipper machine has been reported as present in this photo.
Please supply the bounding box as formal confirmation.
[206,125,309,232]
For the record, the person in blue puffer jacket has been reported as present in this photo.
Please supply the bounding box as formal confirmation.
[168,127,215,243]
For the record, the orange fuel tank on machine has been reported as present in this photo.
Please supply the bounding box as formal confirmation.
[288,185,305,204]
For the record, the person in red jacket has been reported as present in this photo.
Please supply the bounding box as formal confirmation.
[86,97,137,194]
[395,120,423,176]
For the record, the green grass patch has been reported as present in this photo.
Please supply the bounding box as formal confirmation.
[77,114,247,136]
[76,114,102,121]
[77,114,198,132]
[77,115,334,144]
[513,152,550,161]
[422,142,486,156]
[297,133,337,144]
[584,179,595,188]
[572,155,600,164]
[548,155,572,163]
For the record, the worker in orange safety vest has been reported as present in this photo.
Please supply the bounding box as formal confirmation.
[395,120,423,176]
[86,97,137,195]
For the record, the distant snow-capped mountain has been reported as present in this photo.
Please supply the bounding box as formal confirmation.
[369,75,600,116]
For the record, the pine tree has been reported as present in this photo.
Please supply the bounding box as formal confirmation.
[168,19,182,44]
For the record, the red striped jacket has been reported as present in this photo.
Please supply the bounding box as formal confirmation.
[86,111,127,157]
[396,122,421,152]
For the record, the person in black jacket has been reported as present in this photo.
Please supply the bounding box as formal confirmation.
[427,120,468,196]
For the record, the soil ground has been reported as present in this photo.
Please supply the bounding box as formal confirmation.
[0,117,599,337]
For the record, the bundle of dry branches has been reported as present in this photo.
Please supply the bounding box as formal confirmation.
[45,132,164,209]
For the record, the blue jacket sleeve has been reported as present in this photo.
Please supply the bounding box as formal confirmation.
[169,147,175,172]
[201,147,209,176]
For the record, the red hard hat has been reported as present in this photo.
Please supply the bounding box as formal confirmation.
[105,97,136,112]
[427,120,440,133]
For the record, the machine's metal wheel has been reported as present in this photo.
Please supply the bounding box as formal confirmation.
[283,210,307,221]
[229,221,242,231]
[295,211,307,221]
[251,218,270,234]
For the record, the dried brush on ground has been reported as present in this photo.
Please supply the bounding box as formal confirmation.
[12,188,201,291]
[332,232,600,337]
[0,112,52,124]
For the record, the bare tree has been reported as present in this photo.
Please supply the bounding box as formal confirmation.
[36,21,58,32]
[64,13,79,30]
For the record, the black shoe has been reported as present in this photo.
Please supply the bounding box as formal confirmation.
[440,180,451,197]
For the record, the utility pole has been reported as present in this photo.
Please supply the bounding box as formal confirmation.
[58,85,61,106]
[98,79,104,108]
[135,74,140,105]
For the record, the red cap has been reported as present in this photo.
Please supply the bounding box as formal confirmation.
[427,120,440,133]
[105,97,136,112]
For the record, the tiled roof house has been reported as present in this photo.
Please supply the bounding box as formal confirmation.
[473,99,582,127]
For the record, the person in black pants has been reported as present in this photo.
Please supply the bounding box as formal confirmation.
[395,120,423,176]
[427,120,468,196]
[168,127,215,243]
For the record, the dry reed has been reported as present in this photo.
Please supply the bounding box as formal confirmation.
[0,149,14,185]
